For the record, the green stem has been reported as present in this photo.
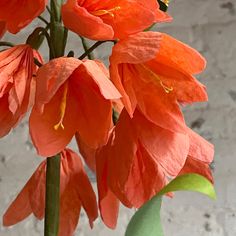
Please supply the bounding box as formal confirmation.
[79,41,107,60]
[44,1,67,236]
[38,16,50,25]
[0,41,14,47]
[50,0,67,59]
[44,155,61,236]
[80,36,94,60]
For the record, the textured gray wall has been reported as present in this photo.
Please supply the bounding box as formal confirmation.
[1,0,236,235]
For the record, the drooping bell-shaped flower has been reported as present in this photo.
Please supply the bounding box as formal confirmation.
[95,108,214,227]
[62,0,171,40]
[3,148,98,236]
[0,44,42,137]
[30,57,121,157]
[0,0,47,35]
[110,31,207,134]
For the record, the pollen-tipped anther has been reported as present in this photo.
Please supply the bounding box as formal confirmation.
[54,83,68,131]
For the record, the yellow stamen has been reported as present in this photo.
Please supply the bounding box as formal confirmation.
[54,83,68,131]
[140,64,173,94]
[92,6,121,17]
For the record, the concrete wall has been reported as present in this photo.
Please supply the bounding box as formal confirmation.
[0,0,236,235]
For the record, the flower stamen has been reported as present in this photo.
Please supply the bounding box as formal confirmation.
[91,6,121,18]
[140,64,173,94]
[54,83,68,131]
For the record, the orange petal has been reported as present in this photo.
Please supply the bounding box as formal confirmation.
[134,109,189,176]
[59,149,98,235]
[110,31,162,64]
[34,57,81,108]
[62,0,114,40]
[136,0,172,23]
[157,33,206,75]
[109,64,133,117]
[0,45,35,137]
[128,64,186,133]
[69,66,114,148]
[0,0,47,34]
[75,133,97,172]
[65,149,98,227]
[58,181,82,236]
[106,111,138,207]
[3,162,46,226]
[145,61,208,103]
[102,0,161,39]
[28,162,46,220]
[124,142,167,208]
[187,128,214,163]
[0,21,6,38]
[0,94,17,137]
[105,110,169,208]
[179,157,213,183]
[29,84,80,157]
[96,141,119,229]
[81,60,121,100]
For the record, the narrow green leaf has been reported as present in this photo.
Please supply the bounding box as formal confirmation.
[125,174,216,236]
[158,174,216,200]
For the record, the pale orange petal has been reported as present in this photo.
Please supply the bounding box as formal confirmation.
[29,85,80,157]
[3,162,46,226]
[134,109,189,176]
[0,21,6,38]
[187,128,214,163]
[0,0,47,33]
[70,66,114,148]
[179,157,213,183]
[96,144,119,228]
[157,33,206,75]
[62,0,114,40]
[34,57,81,109]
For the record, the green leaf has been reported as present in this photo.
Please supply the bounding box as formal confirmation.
[125,196,163,236]
[125,174,216,236]
[158,174,216,200]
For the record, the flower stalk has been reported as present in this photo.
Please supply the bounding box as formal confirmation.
[44,154,61,236]
[50,0,68,59]
[44,1,67,236]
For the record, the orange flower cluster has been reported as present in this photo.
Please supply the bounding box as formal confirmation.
[0,1,214,235]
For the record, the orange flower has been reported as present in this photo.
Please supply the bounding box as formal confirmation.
[95,108,214,225]
[62,0,171,40]
[96,139,120,229]
[0,21,6,38]
[0,0,47,34]
[29,58,121,157]
[75,132,97,172]
[0,45,41,137]
[3,148,98,236]
[179,128,214,183]
[110,31,207,133]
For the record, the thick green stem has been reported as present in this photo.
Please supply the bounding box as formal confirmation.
[44,155,61,236]
[44,1,67,236]
[50,0,68,59]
